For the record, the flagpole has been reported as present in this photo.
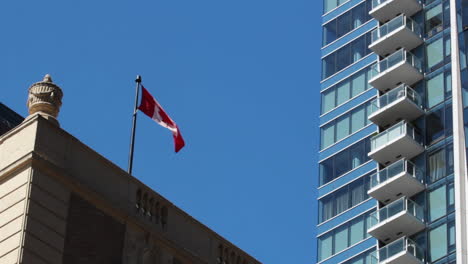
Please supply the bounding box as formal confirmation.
[128,75,142,174]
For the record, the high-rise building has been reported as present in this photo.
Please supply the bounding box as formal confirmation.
[318,0,468,263]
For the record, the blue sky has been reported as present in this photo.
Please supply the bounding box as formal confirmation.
[0,1,322,263]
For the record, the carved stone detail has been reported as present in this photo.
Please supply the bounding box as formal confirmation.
[27,74,63,118]
[123,226,161,264]
[142,233,160,264]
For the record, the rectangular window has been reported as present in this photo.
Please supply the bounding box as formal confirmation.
[426,4,443,37]
[449,221,456,252]
[334,225,348,253]
[350,142,365,168]
[447,144,454,175]
[337,46,351,72]
[365,102,372,126]
[334,150,350,178]
[319,137,371,185]
[448,183,455,209]
[445,105,453,137]
[426,106,445,144]
[351,107,365,133]
[319,158,334,186]
[366,67,372,90]
[319,176,372,223]
[336,115,350,141]
[351,70,366,97]
[349,217,364,245]
[335,188,349,215]
[336,81,351,106]
[322,1,371,45]
[320,102,370,149]
[318,212,374,261]
[445,36,451,57]
[351,36,366,62]
[429,224,448,261]
[323,53,336,79]
[337,11,351,38]
[429,148,446,182]
[320,67,370,114]
[427,38,444,71]
[320,196,335,223]
[445,71,452,97]
[318,233,333,260]
[321,33,371,79]
[427,71,445,108]
[350,179,366,205]
[322,88,336,113]
[321,123,335,149]
[324,0,338,13]
[429,185,447,222]
[323,21,337,46]
[351,3,366,28]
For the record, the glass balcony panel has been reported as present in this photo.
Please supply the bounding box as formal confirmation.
[370,121,406,151]
[369,121,424,165]
[370,15,422,56]
[386,239,404,260]
[369,49,423,92]
[386,160,405,179]
[387,124,403,142]
[368,159,424,204]
[373,133,389,151]
[368,198,425,243]
[374,238,425,264]
[371,16,403,43]
[370,50,422,78]
[368,85,424,127]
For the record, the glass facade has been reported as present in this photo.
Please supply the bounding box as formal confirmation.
[322,32,373,80]
[323,0,373,46]
[317,0,468,263]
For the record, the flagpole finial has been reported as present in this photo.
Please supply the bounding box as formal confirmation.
[135,75,142,83]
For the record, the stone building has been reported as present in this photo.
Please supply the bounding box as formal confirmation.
[0,75,261,264]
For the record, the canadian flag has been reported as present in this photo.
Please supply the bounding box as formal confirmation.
[138,86,185,153]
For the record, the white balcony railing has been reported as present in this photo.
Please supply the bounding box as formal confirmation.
[369,121,423,165]
[370,14,422,56]
[370,237,425,264]
[368,84,424,127]
[368,159,424,204]
[369,49,423,92]
[368,197,425,243]
[371,121,421,150]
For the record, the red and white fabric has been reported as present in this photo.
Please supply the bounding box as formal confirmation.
[138,86,185,153]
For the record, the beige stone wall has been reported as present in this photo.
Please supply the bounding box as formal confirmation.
[0,169,29,264]
[0,115,261,264]
[20,169,70,264]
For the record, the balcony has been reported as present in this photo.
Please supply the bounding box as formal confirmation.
[370,0,423,23]
[368,159,424,204]
[369,15,423,57]
[370,238,425,264]
[368,197,425,243]
[368,84,424,128]
[368,121,424,165]
[369,49,423,92]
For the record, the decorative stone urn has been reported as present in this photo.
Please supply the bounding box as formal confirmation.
[26,74,63,122]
